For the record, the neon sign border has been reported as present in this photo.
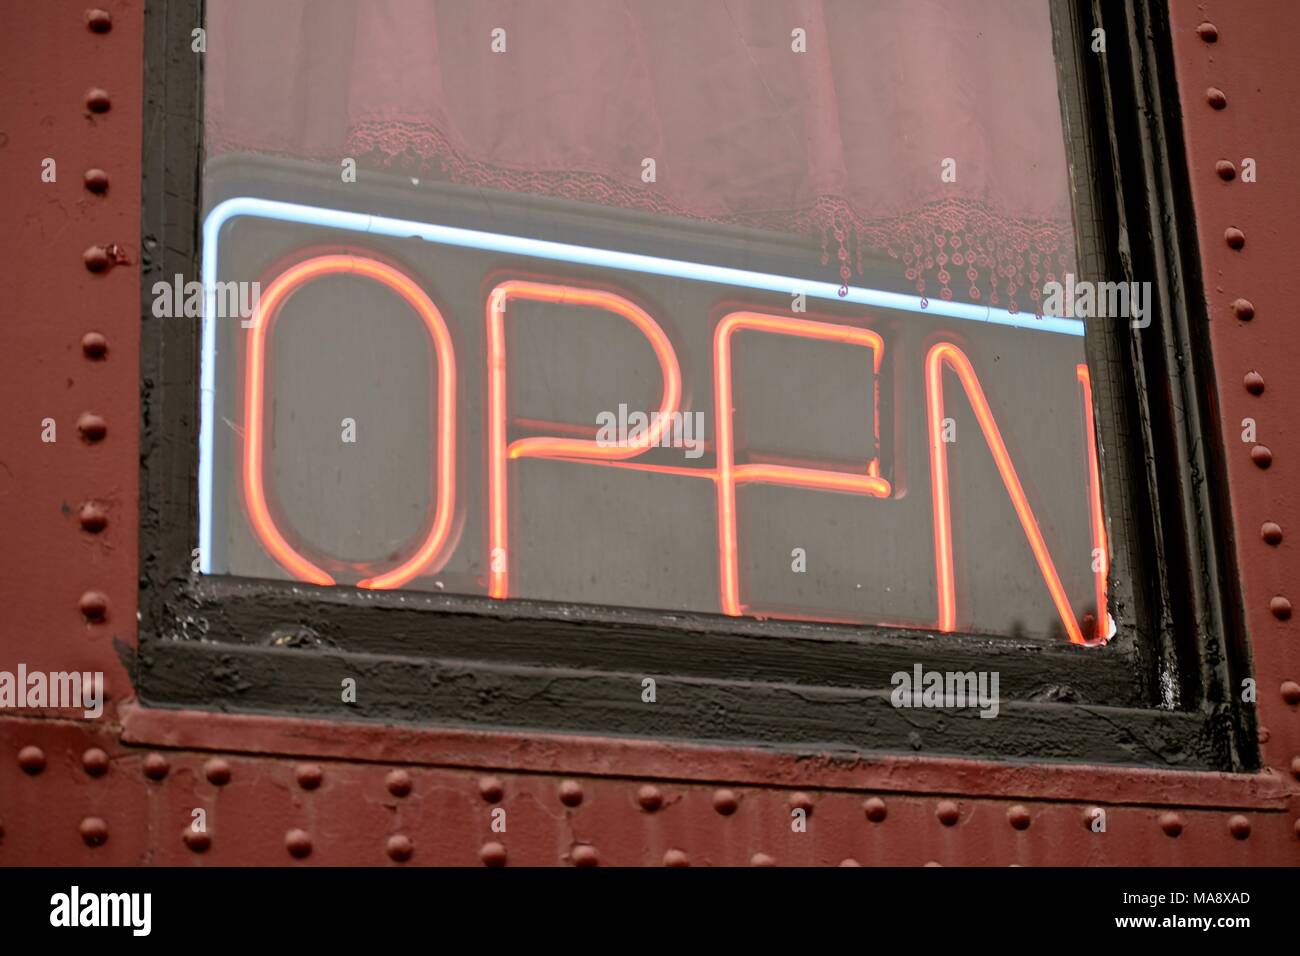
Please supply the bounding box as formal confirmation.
[199,196,1086,574]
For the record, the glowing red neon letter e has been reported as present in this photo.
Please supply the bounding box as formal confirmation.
[243,253,457,590]
[924,342,1108,644]
[486,280,682,599]
[713,312,890,617]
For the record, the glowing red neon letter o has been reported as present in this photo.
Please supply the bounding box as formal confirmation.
[243,253,456,590]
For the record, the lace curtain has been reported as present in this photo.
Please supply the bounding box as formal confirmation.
[206,0,1076,311]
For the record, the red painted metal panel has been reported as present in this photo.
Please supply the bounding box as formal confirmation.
[0,0,1297,866]
[4,718,1297,866]
[1167,0,1300,782]
[0,1,142,725]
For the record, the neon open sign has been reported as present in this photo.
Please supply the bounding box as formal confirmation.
[201,197,1108,645]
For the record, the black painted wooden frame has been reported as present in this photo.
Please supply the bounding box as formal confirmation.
[137,0,1255,770]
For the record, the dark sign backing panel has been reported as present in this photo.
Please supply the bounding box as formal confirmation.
[201,162,1103,642]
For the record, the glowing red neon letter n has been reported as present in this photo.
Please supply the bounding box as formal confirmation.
[924,342,1108,644]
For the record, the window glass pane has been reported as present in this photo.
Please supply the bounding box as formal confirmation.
[199,0,1111,643]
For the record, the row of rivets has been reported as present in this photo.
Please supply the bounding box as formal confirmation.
[1201,24,1296,723]
[77,10,115,629]
[11,750,1276,857]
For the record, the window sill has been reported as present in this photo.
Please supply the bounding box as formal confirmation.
[118,701,1290,810]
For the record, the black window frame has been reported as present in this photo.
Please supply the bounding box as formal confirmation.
[138,0,1256,770]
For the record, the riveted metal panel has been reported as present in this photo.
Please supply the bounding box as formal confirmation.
[1165,0,1300,783]
[4,718,1298,866]
[0,1,142,723]
[0,0,1297,866]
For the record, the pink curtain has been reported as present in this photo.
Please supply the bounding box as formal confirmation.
[207,0,1075,310]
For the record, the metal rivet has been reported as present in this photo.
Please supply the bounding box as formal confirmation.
[558,779,583,807]
[81,331,109,359]
[295,764,322,790]
[1228,815,1251,840]
[637,784,663,812]
[77,412,107,443]
[183,829,210,853]
[751,853,776,867]
[82,747,109,777]
[1231,298,1255,321]
[839,858,862,867]
[1281,681,1300,705]
[1196,21,1218,42]
[1262,521,1283,545]
[85,88,111,113]
[1244,371,1265,395]
[385,768,412,797]
[663,849,689,868]
[1225,227,1246,250]
[386,834,413,862]
[571,844,599,867]
[478,775,503,803]
[1270,596,1292,620]
[143,753,169,781]
[84,243,126,272]
[79,590,109,622]
[86,9,112,32]
[1159,812,1183,837]
[936,800,960,826]
[863,796,887,823]
[789,791,814,814]
[1258,725,1271,744]
[1007,805,1031,830]
[83,168,109,194]
[204,757,232,786]
[79,501,108,533]
[18,745,46,775]
[1290,756,1300,780]
[80,817,108,847]
[83,245,111,272]
[1206,87,1227,110]
[480,841,508,867]
[1215,160,1235,181]
[285,829,312,859]
[1251,445,1272,469]
[713,789,739,815]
